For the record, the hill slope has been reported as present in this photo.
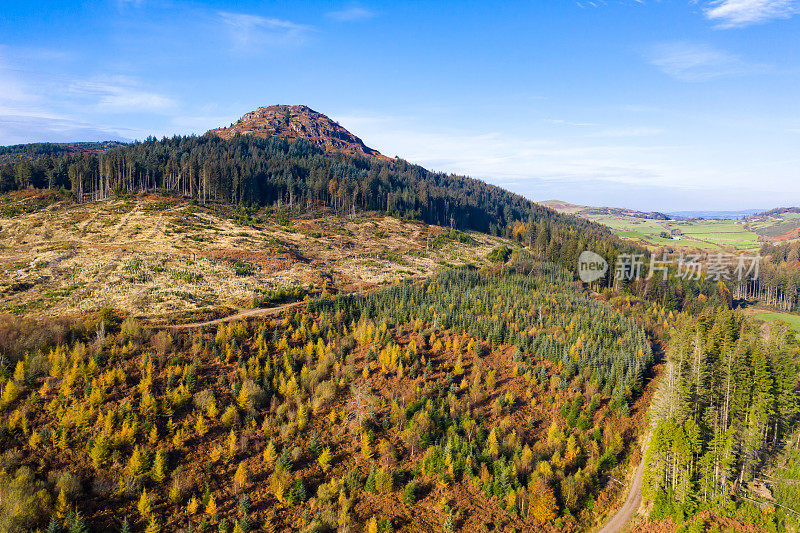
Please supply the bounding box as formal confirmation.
[541,200,669,220]
[544,200,765,251]
[0,191,510,320]
[0,108,627,286]
[0,263,658,532]
[208,105,384,159]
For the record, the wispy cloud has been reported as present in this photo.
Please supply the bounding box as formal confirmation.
[326,6,375,22]
[0,114,131,145]
[0,47,176,142]
[218,11,311,48]
[704,0,800,27]
[544,118,598,127]
[69,76,174,113]
[331,109,800,211]
[336,112,676,187]
[646,42,766,81]
[591,127,663,137]
[620,104,661,113]
[576,0,799,27]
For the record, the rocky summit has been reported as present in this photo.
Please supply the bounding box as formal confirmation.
[207,104,384,159]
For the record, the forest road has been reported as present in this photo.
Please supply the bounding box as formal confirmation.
[597,433,649,533]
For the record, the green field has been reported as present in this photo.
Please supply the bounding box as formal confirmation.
[750,310,800,341]
[543,200,800,252]
[752,310,800,331]
[588,215,761,251]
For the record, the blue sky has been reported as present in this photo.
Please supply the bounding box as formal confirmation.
[1,0,799,211]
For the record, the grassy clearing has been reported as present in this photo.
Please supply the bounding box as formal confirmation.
[752,310,800,339]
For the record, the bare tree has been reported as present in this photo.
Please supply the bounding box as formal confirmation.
[344,384,378,431]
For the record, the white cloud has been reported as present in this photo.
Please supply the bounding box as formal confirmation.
[326,7,375,21]
[0,47,177,142]
[0,113,131,145]
[329,110,800,210]
[69,76,175,113]
[591,127,664,137]
[336,113,675,187]
[704,0,800,27]
[544,118,598,127]
[646,42,765,81]
[218,11,311,48]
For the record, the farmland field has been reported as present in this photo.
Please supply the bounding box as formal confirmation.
[544,201,800,251]
[582,215,761,251]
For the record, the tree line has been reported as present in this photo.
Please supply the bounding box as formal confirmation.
[0,135,633,279]
[644,310,799,520]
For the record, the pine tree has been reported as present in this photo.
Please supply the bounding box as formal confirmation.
[226,429,238,462]
[151,448,167,483]
[187,496,199,515]
[454,353,464,376]
[234,462,249,492]
[263,441,277,466]
[195,414,209,436]
[129,445,149,478]
[145,516,160,533]
[148,425,158,445]
[56,488,69,520]
[67,510,88,533]
[138,488,152,517]
[206,494,217,517]
[360,433,372,460]
[318,446,332,472]
[45,517,62,533]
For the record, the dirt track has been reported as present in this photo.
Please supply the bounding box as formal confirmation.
[597,434,649,533]
[163,300,306,329]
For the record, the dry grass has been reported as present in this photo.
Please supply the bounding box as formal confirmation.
[0,192,508,320]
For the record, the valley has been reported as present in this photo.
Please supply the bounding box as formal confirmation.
[0,106,797,533]
[543,200,800,252]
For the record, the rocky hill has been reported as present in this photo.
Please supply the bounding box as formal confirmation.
[208,104,384,159]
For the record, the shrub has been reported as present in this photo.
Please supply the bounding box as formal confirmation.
[0,466,52,532]
[402,480,418,505]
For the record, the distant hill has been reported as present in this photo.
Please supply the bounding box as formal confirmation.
[208,104,385,160]
[745,207,800,241]
[541,199,670,220]
[667,209,763,220]
[757,206,800,217]
[0,141,126,164]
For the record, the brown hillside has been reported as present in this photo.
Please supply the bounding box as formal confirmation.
[208,105,385,159]
[0,191,508,321]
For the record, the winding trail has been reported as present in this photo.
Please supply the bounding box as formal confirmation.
[598,433,650,533]
[163,300,306,329]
